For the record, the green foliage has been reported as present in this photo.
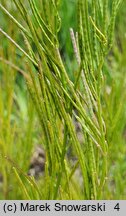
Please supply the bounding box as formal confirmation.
[0,0,126,199]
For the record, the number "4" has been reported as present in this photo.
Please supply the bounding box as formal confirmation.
[114,203,120,211]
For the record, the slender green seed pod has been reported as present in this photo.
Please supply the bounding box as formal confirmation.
[12,0,26,20]
[88,138,97,199]
[81,0,94,73]
[42,0,49,26]
[108,0,118,50]
[103,0,108,36]
[28,0,55,48]
[92,0,99,67]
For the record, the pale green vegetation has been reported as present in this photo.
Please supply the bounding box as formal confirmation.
[0,0,126,200]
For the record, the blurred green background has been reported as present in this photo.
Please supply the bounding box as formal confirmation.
[0,0,126,199]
